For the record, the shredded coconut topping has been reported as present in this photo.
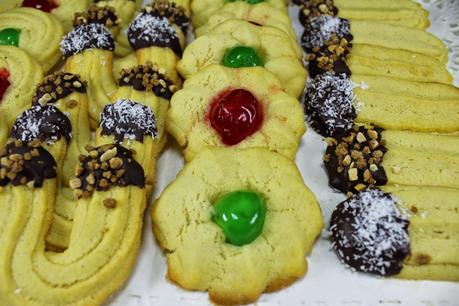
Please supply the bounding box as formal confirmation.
[305,72,356,137]
[99,99,158,143]
[128,12,178,50]
[10,104,71,144]
[60,23,114,58]
[330,188,410,276]
[302,15,350,50]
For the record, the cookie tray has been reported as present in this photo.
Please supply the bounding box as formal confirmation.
[105,0,459,305]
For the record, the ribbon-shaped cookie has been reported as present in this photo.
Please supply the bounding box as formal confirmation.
[49,0,186,249]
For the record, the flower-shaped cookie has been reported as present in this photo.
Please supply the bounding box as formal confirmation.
[152,147,323,305]
[191,0,288,29]
[167,65,306,162]
[178,19,306,97]
[194,1,296,41]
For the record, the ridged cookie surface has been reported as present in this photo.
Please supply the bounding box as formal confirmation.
[152,147,323,305]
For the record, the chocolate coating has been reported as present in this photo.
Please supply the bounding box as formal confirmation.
[304,72,356,137]
[127,11,182,56]
[73,144,145,198]
[118,63,176,100]
[324,124,388,194]
[99,99,158,143]
[60,23,115,58]
[10,104,72,144]
[308,57,351,78]
[0,141,57,188]
[330,188,410,276]
[301,15,351,52]
[32,72,86,105]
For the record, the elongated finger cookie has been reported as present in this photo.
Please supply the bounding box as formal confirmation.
[330,187,459,282]
[323,124,459,195]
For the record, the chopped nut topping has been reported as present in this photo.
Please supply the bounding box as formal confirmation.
[118,62,177,100]
[323,124,388,194]
[100,147,117,162]
[69,178,82,189]
[103,198,117,208]
[348,168,358,181]
[144,0,189,30]
[297,0,337,19]
[70,144,145,198]
[73,5,119,28]
[32,72,86,105]
[0,140,56,188]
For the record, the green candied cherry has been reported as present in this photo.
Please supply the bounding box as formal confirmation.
[227,0,265,4]
[212,190,267,246]
[222,46,264,68]
[0,28,21,47]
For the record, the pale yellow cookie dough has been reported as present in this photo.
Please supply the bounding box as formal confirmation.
[191,0,288,29]
[382,185,459,282]
[178,19,306,97]
[0,8,64,72]
[152,147,324,305]
[0,45,43,128]
[167,65,306,162]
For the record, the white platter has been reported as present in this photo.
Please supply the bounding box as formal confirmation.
[108,0,458,305]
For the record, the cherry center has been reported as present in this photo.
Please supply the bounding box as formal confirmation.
[208,89,263,146]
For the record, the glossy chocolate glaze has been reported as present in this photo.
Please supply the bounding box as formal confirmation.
[0,140,57,188]
[330,188,410,276]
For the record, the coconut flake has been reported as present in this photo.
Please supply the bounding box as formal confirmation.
[99,99,158,143]
[60,23,114,58]
[330,188,410,276]
[304,72,356,137]
[302,15,350,50]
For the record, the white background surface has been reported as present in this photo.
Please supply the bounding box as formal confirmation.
[107,1,459,305]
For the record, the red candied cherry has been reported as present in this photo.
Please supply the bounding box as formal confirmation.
[22,0,58,12]
[0,69,10,103]
[208,89,263,146]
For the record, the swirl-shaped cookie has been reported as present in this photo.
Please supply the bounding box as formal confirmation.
[167,65,306,162]
[152,147,323,304]
[0,45,43,128]
[178,19,306,97]
[0,7,64,71]
[0,0,90,32]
